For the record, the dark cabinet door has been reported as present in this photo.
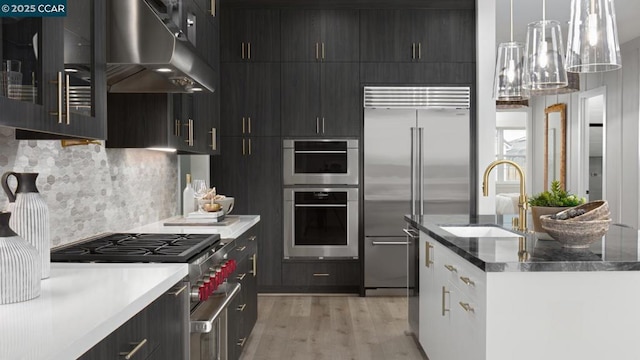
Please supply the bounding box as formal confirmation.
[420,9,475,63]
[359,9,412,62]
[221,9,280,62]
[220,63,247,137]
[281,9,320,62]
[281,63,320,137]
[320,62,360,137]
[211,136,250,214]
[321,9,359,62]
[149,284,190,359]
[227,291,245,360]
[194,91,220,155]
[246,63,281,136]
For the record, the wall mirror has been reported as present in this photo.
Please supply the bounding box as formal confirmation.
[544,103,566,190]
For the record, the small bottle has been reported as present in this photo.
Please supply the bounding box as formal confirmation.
[183,174,195,216]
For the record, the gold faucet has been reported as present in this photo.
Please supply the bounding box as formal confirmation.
[482,159,528,232]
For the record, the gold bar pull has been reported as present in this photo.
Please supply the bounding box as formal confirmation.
[242,138,246,155]
[418,42,422,59]
[236,246,247,252]
[248,117,251,133]
[237,303,247,312]
[175,119,181,136]
[248,138,252,155]
[412,43,416,59]
[168,285,187,296]
[251,254,257,276]
[444,264,457,273]
[459,302,474,313]
[316,117,320,133]
[313,273,330,277]
[241,42,245,59]
[460,276,475,287]
[315,42,319,60]
[322,117,325,133]
[209,128,217,150]
[441,286,450,316]
[248,42,251,60]
[183,119,194,146]
[65,74,70,125]
[425,242,434,268]
[236,273,247,281]
[120,339,148,359]
[49,72,63,123]
[248,235,257,241]
[210,0,215,16]
[242,117,245,134]
[237,338,247,347]
[322,42,325,60]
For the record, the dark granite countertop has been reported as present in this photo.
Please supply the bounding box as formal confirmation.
[405,214,640,272]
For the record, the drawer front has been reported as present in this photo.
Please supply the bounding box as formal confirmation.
[282,261,359,287]
[431,237,486,302]
[227,227,258,264]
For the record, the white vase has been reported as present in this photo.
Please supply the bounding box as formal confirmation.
[2,172,50,279]
[0,211,41,304]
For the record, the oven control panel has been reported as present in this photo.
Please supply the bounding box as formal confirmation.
[191,259,237,301]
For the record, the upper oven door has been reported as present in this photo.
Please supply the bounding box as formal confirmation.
[283,139,359,185]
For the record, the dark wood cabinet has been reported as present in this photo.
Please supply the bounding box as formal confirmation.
[282,62,360,137]
[281,9,359,62]
[220,62,280,137]
[360,9,474,63]
[210,137,282,290]
[220,9,280,62]
[78,282,189,360]
[282,260,359,292]
[7,0,107,140]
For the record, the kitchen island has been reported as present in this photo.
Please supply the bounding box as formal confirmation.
[407,214,640,360]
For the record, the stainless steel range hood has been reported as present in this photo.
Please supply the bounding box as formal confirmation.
[106,0,216,93]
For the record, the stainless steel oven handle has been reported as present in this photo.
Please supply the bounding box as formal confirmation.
[294,204,347,208]
[190,283,241,334]
[293,150,348,154]
[372,241,410,245]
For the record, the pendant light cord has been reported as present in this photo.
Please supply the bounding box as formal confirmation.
[510,0,513,42]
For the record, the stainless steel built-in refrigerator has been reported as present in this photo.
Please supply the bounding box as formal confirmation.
[363,86,472,292]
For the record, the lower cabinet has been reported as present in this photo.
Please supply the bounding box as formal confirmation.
[419,231,485,360]
[78,281,189,360]
[226,225,259,360]
[282,260,359,292]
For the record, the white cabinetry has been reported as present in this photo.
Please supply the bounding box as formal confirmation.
[419,231,486,360]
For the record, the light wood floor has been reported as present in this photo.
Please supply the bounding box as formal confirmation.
[239,295,427,360]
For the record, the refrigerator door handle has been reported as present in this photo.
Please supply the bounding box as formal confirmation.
[410,127,416,215]
[418,127,424,215]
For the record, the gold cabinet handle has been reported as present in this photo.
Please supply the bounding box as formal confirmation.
[316,117,320,133]
[248,235,257,241]
[237,338,247,347]
[444,264,457,273]
[322,42,325,60]
[313,273,330,277]
[208,128,217,150]
[236,246,247,252]
[242,117,245,134]
[251,254,257,276]
[248,42,251,60]
[50,71,63,123]
[168,285,187,296]
[425,242,434,268]
[236,273,246,281]
[210,0,215,16]
[460,276,475,287]
[248,138,252,155]
[237,303,247,312]
[315,42,319,60]
[459,302,475,313]
[248,117,251,133]
[322,117,325,133]
[242,138,246,155]
[64,73,70,125]
[175,119,181,136]
[412,43,416,59]
[418,42,422,59]
[241,42,245,59]
[120,339,148,359]
[183,119,194,146]
[441,286,450,316]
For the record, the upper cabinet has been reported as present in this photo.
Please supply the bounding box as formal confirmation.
[220,9,280,62]
[360,9,474,63]
[281,9,359,62]
[3,0,106,139]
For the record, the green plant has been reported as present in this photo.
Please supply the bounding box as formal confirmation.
[528,180,586,207]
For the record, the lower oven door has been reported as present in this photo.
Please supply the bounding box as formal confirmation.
[284,187,358,259]
[190,283,241,360]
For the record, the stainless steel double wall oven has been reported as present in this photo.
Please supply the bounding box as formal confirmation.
[283,139,359,259]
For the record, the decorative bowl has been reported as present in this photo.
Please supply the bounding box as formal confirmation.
[561,200,610,221]
[539,215,611,248]
[214,197,234,214]
[197,199,221,212]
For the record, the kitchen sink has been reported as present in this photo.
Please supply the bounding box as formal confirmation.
[440,226,520,238]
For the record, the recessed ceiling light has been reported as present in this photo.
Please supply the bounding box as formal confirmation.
[155,68,173,73]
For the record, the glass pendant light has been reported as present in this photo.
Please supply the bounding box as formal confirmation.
[493,0,528,100]
[566,0,621,72]
[524,0,568,90]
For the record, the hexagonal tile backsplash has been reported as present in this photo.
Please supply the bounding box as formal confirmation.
[0,127,178,247]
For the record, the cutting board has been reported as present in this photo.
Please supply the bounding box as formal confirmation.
[163,216,240,226]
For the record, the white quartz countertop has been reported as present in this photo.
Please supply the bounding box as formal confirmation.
[127,215,260,239]
[0,262,187,360]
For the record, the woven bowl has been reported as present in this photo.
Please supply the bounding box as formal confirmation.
[540,215,611,248]
[559,200,610,222]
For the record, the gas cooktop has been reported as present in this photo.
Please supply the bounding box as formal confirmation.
[51,233,221,263]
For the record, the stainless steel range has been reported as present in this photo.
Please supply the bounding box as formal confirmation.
[51,232,241,360]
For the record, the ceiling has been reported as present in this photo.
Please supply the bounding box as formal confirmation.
[496,0,640,46]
